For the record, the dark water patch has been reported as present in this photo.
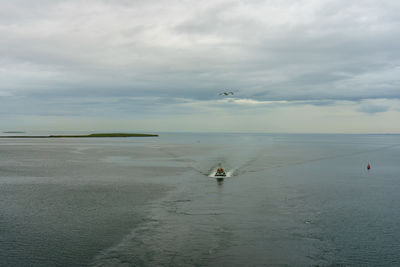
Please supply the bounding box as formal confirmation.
[0,182,170,266]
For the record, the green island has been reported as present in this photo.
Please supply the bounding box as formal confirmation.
[0,133,158,138]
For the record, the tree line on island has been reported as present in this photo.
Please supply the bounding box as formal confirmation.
[0,133,158,138]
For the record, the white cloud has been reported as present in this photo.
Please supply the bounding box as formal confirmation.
[217,98,289,105]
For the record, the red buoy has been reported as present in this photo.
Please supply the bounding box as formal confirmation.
[367,163,371,170]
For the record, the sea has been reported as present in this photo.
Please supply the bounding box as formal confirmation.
[1,132,399,266]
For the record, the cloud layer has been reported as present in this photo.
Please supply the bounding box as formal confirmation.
[1,0,400,132]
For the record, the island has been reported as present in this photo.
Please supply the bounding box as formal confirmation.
[0,133,158,138]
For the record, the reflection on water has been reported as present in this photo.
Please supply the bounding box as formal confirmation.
[1,133,400,266]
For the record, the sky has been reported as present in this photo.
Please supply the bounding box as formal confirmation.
[1,0,400,133]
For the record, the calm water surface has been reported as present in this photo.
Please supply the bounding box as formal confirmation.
[1,133,399,266]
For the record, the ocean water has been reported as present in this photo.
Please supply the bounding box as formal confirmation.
[1,133,400,266]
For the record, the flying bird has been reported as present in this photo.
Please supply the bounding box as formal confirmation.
[219,91,234,96]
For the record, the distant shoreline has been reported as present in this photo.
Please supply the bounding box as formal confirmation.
[0,133,158,138]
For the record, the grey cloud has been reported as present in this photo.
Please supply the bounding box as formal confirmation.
[357,104,390,114]
[1,0,400,120]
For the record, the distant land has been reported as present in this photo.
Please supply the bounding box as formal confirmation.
[0,133,158,138]
[3,131,25,133]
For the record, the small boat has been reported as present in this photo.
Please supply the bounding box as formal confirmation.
[215,166,226,177]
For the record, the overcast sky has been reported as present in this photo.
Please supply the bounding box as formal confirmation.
[1,0,400,133]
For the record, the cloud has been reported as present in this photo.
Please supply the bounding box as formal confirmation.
[356,98,399,114]
[1,0,400,132]
[0,91,13,97]
[218,98,289,105]
[358,104,389,114]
